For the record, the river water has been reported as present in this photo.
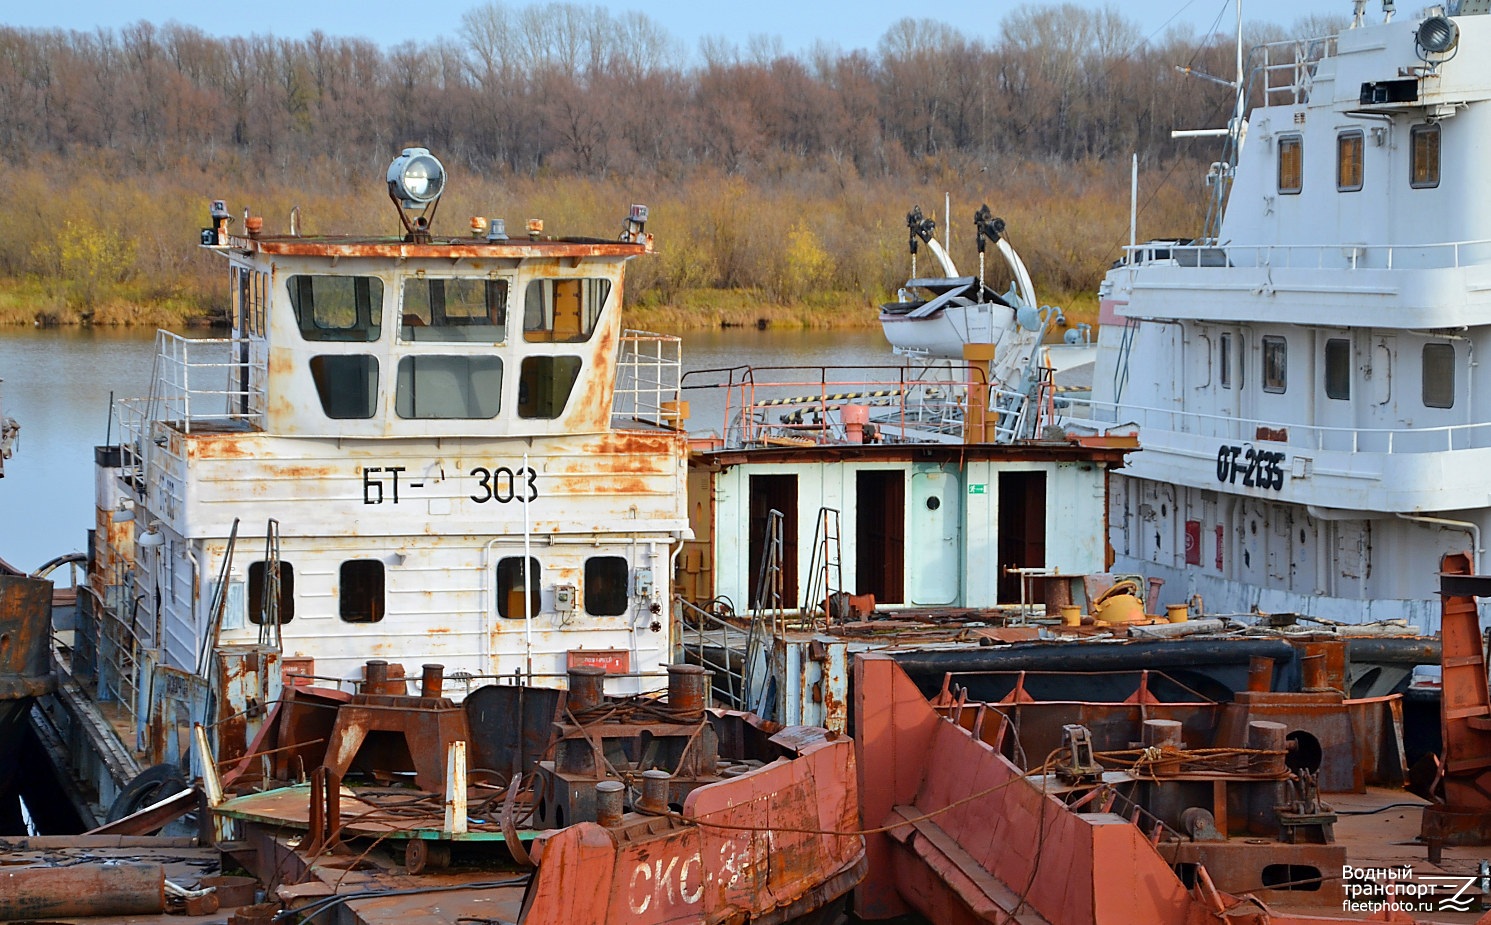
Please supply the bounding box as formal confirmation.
[0,325,892,572]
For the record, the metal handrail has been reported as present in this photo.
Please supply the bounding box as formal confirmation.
[1118,237,1491,273]
[1059,395,1491,455]
[145,332,260,435]
[676,597,748,710]
[612,330,682,428]
[682,363,1016,447]
[1252,34,1337,107]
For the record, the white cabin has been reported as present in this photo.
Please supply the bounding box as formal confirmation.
[82,152,688,764]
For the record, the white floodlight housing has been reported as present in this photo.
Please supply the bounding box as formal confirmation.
[137,521,165,548]
[1417,16,1459,56]
[387,147,446,208]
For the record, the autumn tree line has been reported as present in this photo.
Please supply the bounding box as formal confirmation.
[0,2,1338,326]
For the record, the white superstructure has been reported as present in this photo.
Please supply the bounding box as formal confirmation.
[1072,3,1491,630]
[82,152,688,767]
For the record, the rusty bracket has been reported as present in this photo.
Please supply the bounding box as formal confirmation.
[500,775,533,867]
[304,766,342,856]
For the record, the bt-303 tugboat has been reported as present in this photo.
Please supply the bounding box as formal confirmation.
[18,148,863,924]
[47,148,698,815]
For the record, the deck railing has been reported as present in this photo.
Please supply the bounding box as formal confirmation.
[1118,237,1491,274]
[612,330,683,428]
[676,597,752,711]
[1059,395,1491,456]
[680,363,1037,448]
[1253,33,1337,107]
[116,333,260,503]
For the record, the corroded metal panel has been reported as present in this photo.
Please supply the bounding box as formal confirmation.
[521,735,862,923]
[0,573,54,699]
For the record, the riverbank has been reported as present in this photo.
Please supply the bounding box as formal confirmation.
[0,282,1100,332]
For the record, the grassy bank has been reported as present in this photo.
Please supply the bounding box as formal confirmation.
[0,150,1196,334]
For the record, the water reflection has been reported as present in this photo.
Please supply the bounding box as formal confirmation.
[0,326,890,571]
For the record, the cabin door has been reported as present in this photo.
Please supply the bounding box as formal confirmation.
[855,469,905,604]
[908,468,960,605]
[748,475,798,609]
[234,267,251,414]
[1317,331,1356,450]
[997,471,1047,602]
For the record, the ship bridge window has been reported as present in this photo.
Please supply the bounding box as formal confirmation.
[497,557,541,619]
[247,561,294,625]
[1411,123,1441,189]
[523,278,610,343]
[289,275,384,342]
[310,355,379,419]
[1336,131,1363,192]
[1325,338,1350,400]
[518,356,582,419]
[395,355,503,419]
[1262,336,1287,393]
[400,277,509,342]
[1423,343,1455,408]
[585,556,629,616]
[1277,134,1303,195]
[339,560,385,623]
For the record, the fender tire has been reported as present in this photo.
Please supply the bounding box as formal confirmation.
[106,763,189,823]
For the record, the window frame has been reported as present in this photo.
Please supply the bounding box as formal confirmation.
[1219,332,1233,389]
[399,276,510,343]
[522,277,611,344]
[1262,335,1288,394]
[288,275,384,342]
[1423,342,1456,409]
[584,556,630,617]
[497,556,542,619]
[394,354,504,420]
[1324,338,1351,400]
[516,355,583,420]
[1411,123,1441,190]
[247,560,295,625]
[1336,130,1363,192]
[338,559,386,623]
[1277,134,1303,195]
[309,354,379,420]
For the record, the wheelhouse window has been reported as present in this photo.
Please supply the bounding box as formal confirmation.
[248,561,294,625]
[1411,124,1441,189]
[585,556,629,616]
[339,560,385,623]
[497,557,541,619]
[289,275,383,341]
[400,277,509,342]
[1277,135,1303,195]
[1262,336,1287,393]
[1336,131,1363,192]
[1325,338,1351,400]
[395,355,503,419]
[309,355,378,419]
[234,266,269,337]
[1423,343,1455,408]
[517,356,582,419]
[523,278,610,343]
[1220,332,1233,389]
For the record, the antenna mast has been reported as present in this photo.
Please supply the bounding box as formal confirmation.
[1173,0,1247,242]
